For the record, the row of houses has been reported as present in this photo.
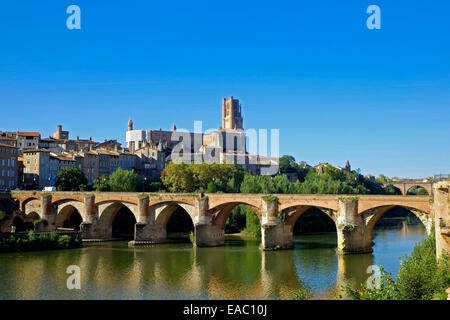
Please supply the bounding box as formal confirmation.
[0,125,167,190]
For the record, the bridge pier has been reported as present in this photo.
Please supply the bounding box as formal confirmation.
[34,194,56,232]
[80,195,100,239]
[433,181,450,260]
[336,198,373,254]
[194,198,224,247]
[260,197,293,250]
[130,196,168,245]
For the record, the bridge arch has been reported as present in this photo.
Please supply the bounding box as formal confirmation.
[363,205,432,238]
[211,201,261,230]
[153,202,196,229]
[406,185,430,196]
[55,204,83,230]
[282,205,337,232]
[22,198,42,216]
[97,201,138,239]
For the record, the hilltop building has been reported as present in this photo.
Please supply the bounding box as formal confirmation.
[126,96,277,175]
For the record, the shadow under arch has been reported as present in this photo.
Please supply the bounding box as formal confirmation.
[12,216,28,232]
[23,211,40,231]
[153,202,195,229]
[56,204,83,230]
[97,201,138,239]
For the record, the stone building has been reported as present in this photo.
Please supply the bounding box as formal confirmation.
[125,96,271,172]
[97,149,120,177]
[53,125,69,140]
[75,151,99,184]
[22,149,50,189]
[0,143,18,190]
[17,132,40,153]
[220,96,243,130]
[0,131,17,147]
[134,142,166,181]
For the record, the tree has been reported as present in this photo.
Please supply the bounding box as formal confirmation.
[93,176,110,192]
[108,168,139,192]
[279,155,297,173]
[161,161,195,192]
[55,167,88,191]
[161,161,245,193]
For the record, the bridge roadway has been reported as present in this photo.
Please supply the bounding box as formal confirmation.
[6,183,450,257]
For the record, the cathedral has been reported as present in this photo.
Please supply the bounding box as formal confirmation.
[126,97,278,174]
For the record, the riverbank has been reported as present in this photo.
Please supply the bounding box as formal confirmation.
[0,231,83,253]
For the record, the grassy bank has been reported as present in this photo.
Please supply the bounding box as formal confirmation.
[0,231,83,253]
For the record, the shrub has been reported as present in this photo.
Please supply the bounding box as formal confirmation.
[57,235,71,248]
[346,226,450,300]
[291,285,313,300]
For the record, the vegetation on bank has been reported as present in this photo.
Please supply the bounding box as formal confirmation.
[345,227,450,300]
[0,231,83,253]
[35,155,429,195]
[225,205,261,238]
[160,156,406,195]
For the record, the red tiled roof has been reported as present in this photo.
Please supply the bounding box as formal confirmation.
[17,132,40,137]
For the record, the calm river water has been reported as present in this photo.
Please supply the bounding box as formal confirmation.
[0,225,425,300]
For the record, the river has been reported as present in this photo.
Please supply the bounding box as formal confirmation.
[0,225,425,300]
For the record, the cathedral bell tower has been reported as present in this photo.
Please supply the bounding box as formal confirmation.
[221,96,243,130]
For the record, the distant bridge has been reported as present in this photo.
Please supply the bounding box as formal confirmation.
[7,189,449,257]
[385,179,434,196]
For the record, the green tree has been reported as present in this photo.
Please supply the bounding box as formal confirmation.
[55,167,88,191]
[108,168,139,192]
[93,176,110,192]
[161,161,195,192]
[279,155,297,173]
[244,207,261,237]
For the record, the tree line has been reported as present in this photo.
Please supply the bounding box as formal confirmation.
[53,155,405,195]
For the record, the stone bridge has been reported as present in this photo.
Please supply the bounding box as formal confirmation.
[8,183,450,257]
[386,180,434,196]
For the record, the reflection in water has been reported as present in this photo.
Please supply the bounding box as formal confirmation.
[0,226,425,300]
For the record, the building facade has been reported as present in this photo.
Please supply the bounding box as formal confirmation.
[22,149,50,190]
[17,132,40,152]
[0,143,18,190]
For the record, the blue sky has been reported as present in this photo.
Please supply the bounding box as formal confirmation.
[0,1,449,178]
